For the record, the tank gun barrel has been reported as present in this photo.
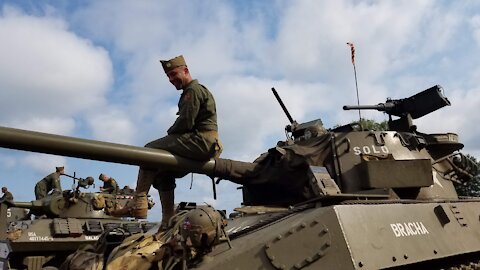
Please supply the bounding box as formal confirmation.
[9,198,64,216]
[10,201,41,209]
[271,87,295,124]
[0,126,216,174]
[343,104,394,111]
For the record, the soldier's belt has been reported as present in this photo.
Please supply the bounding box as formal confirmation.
[198,130,222,156]
[198,130,219,139]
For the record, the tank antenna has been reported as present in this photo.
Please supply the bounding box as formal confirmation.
[347,42,362,121]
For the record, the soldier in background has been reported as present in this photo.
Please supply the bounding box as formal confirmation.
[1,186,13,201]
[99,173,119,194]
[35,166,64,199]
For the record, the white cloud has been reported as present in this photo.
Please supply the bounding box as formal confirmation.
[21,153,66,175]
[417,87,480,154]
[0,6,112,131]
[7,117,75,135]
[86,108,135,144]
[471,15,480,46]
[0,154,16,168]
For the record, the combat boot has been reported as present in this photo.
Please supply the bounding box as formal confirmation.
[110,192,148,219]
[159,190,175,231]
[109,167,154,218]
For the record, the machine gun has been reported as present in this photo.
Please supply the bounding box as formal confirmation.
[343,85,451,131]
[271,87,325,141]
[62,172,95,194]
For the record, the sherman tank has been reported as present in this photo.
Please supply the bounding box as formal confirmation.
[1,85,480,269]
[0,175,156,270]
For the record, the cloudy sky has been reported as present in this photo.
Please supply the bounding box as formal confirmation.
[0,0,479,220]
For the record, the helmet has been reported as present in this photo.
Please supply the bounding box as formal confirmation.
[85,176,95,185]
[181,206,225,248]
[78,176,94,188]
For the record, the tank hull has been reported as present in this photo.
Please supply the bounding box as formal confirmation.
[7,216,157,269]
[199,199,480,269]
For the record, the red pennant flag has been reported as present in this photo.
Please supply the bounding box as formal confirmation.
[347,42,355,65]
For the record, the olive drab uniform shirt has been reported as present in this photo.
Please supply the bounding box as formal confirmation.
[102,178,119,194]
[167,79,217,134]
[145,79,221,192]
[1,191,13,201]
[35,172,62,200]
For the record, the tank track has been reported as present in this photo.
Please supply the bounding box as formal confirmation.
[443,260,480,270]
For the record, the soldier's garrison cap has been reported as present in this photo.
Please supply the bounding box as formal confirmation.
[99,173,105,180]
[160,55,187,73]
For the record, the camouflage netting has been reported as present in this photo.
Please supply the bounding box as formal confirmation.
[68,206,227,270]
[214,134,334,205]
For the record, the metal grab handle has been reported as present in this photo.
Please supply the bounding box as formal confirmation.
[337,137,351,153]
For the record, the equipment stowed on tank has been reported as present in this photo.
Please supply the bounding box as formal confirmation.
[0,175,156,270]
[1,85,480,269]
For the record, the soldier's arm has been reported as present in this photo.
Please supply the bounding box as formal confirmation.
[46,174,61,192]
[103,183,114,193]
[112,179,119,193]
[53,175,62,191]
[167,88,201,134]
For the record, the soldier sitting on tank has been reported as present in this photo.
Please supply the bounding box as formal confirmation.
[1,186,13,201]
[99,173,119,194]
[110,55,222,230]
[34,166,64,199]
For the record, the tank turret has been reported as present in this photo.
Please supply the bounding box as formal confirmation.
[6,190,139,219]
[9,196,67,218]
